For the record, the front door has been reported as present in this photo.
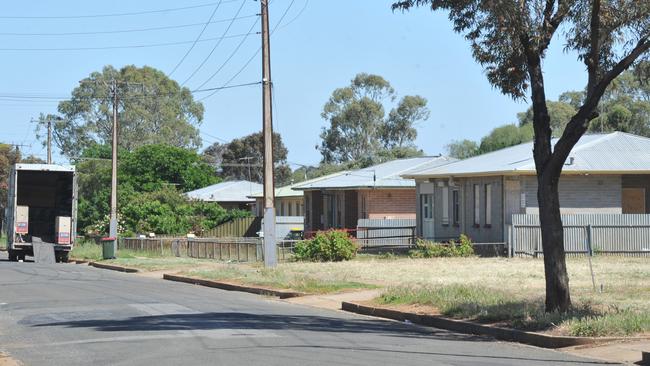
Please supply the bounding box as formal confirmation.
[420,194,434,239]
[622,188,646,213]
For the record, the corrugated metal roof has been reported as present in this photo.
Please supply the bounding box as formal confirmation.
[186,180,263,202]
[248,171,348,198]
[403,132,650,178]
[293,156,456,190]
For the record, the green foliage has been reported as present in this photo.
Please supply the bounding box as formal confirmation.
[42,65,204,157]
[517,101,577,135]
[319,73,429,164]
[203,132,292,185]
[122,144,219,192]
[445,139,480,159]
[479,124,534,153]
[75,143,244,236]
[409,235,474,258]
[294,230,358,262]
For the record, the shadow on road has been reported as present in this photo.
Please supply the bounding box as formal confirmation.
[35,311,480,341]
[33,312,614,365]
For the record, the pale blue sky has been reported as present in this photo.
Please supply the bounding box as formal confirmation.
[0,0,587,166]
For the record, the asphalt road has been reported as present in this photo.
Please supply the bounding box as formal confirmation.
[0,254,613,366]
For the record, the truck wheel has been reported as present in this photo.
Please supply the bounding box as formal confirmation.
[8,249,18,262]
[55,252,70,263]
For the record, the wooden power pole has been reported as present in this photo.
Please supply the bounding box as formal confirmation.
[261,0,277,267]
[109,78,119,249]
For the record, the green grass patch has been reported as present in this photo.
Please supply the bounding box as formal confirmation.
[184,265,377,295]
[106,256,209,272]
[377,284,649,337]
[70,240,102,260]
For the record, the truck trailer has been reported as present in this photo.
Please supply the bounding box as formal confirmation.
[5,164,77,262]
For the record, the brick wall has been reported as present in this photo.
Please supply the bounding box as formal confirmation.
[365,189,416,219]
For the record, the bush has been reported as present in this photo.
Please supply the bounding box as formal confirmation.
[294,230,358,262]
[409,234,474,258]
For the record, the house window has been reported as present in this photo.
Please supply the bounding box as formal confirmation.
[485,184,492,226]
[336,194,343,227]
[442,186,449,225]
[360,193,368,219]
[452,190,460,225]
[288,201,293,216]
[421,194,433,219]
[473,184,480,226]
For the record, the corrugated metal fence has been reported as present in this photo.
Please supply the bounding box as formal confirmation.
[201,217,261,238]
[356,218,416,248]
[511,214,650,257]
[261,216,304,240]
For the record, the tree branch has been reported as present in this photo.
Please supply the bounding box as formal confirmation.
[540,0,568,51]
[547,36,650,177]
[586,0,602,94]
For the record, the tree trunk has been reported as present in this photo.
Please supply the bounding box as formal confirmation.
[537,173,571,312]
[525,49,572,313]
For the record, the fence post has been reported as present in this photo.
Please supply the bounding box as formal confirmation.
[586,224,593,256]
[411,227,416,246]
[586,224,596,291]
[160,239,163,256]
[511,225,517,257]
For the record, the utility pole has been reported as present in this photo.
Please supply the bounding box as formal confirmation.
[46,119,52,164]
[109,78,119,250]
[261,0,277,267]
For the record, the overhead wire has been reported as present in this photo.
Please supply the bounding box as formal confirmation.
[181,0,249,86]
[0,15,258,37]
[0,32,257,52]
[193,16,260,90]
[0,1,239,20]
[168,0,224,77]
[199,0,297,102]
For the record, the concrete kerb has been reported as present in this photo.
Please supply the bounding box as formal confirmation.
[341,301,649,349]
[163,274,306,299]
[88,261,139,273]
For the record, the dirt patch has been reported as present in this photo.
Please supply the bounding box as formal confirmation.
[0,353,21,366]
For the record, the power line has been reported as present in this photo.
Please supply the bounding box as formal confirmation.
[199,0,297,102]
[0,1,239,20]
[0,31,257,52]
[193,17,260,90]
[0,15,258,37]
[168,1,224,77]
[181,0,249,86]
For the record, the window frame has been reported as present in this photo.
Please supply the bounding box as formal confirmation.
[452,189,460,226]
[473,184,480,227]
[484,184,492,227]
[441,186,449,225]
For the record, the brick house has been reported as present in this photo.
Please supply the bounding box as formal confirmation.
[292,156,455,233]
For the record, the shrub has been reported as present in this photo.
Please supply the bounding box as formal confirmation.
[294,230,358,262]
[409,234,474,258]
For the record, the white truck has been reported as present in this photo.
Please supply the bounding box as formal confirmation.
[5,164,77,262]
